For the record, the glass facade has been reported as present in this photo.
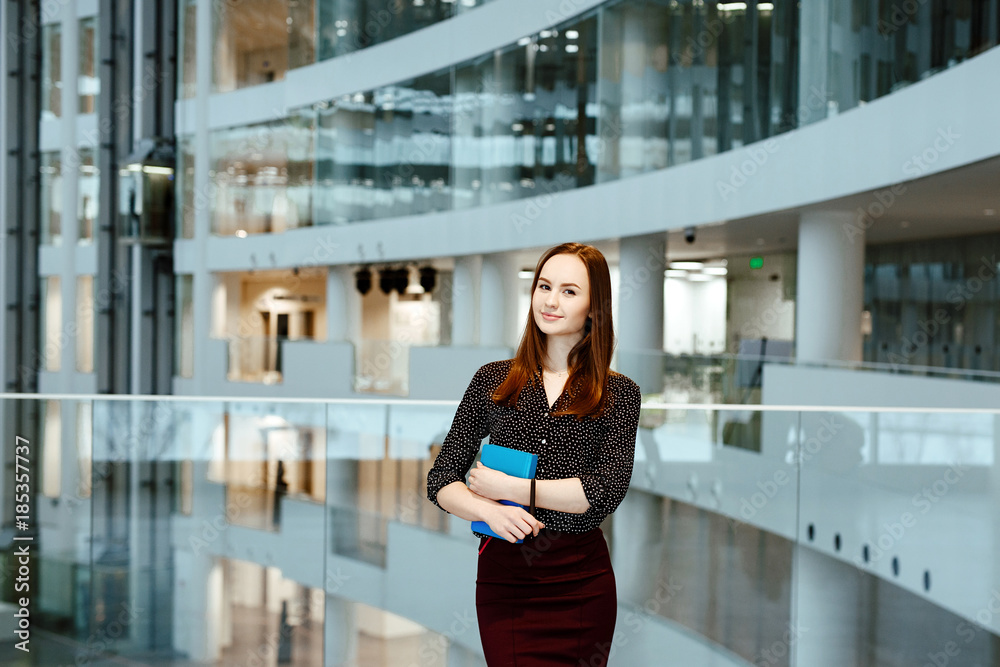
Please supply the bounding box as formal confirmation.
[41,276,62,371]
[210,115,315,235]
[42,23,62,119]
[180,0,197,99]
[817,0,1000,121]
[78,148,98,243]
[176,274,194,378]
[865,232,1000,373]
[76,276,95,373]
[203,0,999,236]
[212,0,497,91]
[78,17,99,113]
[40,151,63,245]
[213,0,293,91]
[177,136,195,238]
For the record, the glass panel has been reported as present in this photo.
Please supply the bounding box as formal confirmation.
[42,23,62,119]
[176,136,195,238]
[41,151,62,245]
[797,408,1000,661]
[213,0,290,92]
[41,275,62,371]
[317,0,498,62]
[78,17,99,113]
[289,0,316,70]
[210,114,315,235]
[5,395,1000,663]
[865,233,1000,373]
[816,0,999,120]
[77,147,98,243]
[179,0,197,99]
[175,274,194,378]
[76,275,95,373]
[42,399,62,498]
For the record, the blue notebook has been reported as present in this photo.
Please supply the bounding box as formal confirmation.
[471,444,539,543]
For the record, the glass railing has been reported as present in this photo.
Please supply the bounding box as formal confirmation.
[660,352,1000,405]
[227,336,285,384]
[209,0,498,94]
[1,394,998,666]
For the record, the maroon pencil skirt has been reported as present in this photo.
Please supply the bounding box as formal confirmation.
[476,527,617,666]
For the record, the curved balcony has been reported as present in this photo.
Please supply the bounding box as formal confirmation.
[178,1,1000,251]
[8,388,1000,665]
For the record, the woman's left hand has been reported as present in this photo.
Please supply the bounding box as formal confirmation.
[468,461,513,501]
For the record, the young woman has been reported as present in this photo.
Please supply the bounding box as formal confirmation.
[426,242,642,666]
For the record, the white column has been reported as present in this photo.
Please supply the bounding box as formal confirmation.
[452,255,481,346]
[324,596,358,666]
[479,252,518,349]
[795,210,865,363]
[611,489,662,606]
[617,233,667,392]
[326,265,361,343]
[791,546,861,666]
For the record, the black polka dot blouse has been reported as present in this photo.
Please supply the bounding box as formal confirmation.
[426,358,642,536]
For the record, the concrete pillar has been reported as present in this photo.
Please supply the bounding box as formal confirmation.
[791,546,862,666]
[795,210,865,363]
[327,265,361,343]
[617,233,667,392]
[611,489,662,606]
[324,596,358,666]
[480,252,519,349]
[452,255,481,346]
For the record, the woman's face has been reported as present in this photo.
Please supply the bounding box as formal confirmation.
[532,253,592,338]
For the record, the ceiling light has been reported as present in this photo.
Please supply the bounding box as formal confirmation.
[703,267,728,276]
[565,44,579,53]
[517,37,532,46]
[669,261,704,270]
[565,30,579,39]
[665,270,686,278]
[519,270,535,279]
[687,274,715,282]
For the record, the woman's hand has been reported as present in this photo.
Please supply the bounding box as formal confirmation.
[483,503,545,543]
[468,461,513,501]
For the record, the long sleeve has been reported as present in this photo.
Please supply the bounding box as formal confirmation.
[577,377,641,524]
[426,364,492,511]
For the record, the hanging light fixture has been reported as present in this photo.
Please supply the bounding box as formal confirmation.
[355,266,372,295]
[419,266,437,293]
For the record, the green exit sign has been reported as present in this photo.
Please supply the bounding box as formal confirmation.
[750,257,764,269]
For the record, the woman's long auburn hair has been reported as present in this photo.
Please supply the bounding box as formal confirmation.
[492,243,620,420]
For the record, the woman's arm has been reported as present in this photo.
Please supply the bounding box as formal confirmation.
[468,463,591,514]
[435,480,504,522]
[509,476,591,514]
